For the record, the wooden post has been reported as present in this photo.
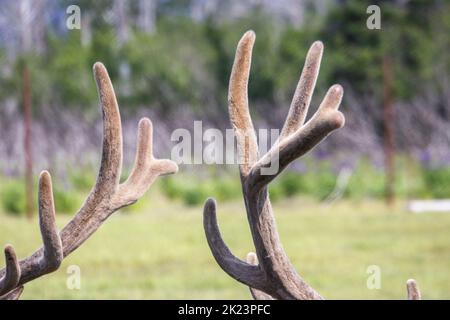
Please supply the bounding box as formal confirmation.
[383,55,395,206]
[23,63,33,219]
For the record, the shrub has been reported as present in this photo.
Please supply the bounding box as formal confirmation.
[279,172,307,197]
[1,178,81,216]
[345,160,385,199]
[422,167,450,199]
[268,182,284,202]
[160,177,182,200]
[2,181,27,216]
[314,169,338,200]
[70,170,95,192]
[212,178,241,202]
[53,188,81,214]
[182,187,209,206]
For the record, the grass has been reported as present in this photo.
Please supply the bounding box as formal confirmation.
[1,189,449,299]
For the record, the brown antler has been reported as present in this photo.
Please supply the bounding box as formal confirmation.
[203,30,342,300]
[203,31,422,300]
[407,279,421,300]
[0,62,178,299]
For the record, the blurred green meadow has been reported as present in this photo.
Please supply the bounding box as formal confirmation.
[1,180,449,299]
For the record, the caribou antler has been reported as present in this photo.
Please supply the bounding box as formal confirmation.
[0,62,178,299]
[203,31,419,300]
[203,30,341,300]
[407,279,421,300]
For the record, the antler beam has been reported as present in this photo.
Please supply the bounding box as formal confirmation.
[0,62,178,299]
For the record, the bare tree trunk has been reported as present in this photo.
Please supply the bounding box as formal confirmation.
[19,0,32,52]
[22,64,33,219]
[383,55,395,206]
[31,0,48,53]
[114,0,129,46]
[138,0,156,34]
[81,12,92,47]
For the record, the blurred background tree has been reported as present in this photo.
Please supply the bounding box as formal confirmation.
[1,0,450,211]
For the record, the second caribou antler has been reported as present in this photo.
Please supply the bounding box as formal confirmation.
[203,31,421,300]
[0,62,178,299]
[203,30,342,300]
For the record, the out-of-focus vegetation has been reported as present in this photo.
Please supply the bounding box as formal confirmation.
[1,0,449,197]
[161,158,450,207]
[2,1,449,115]
[0,0,448,211]
[3,155,449,215]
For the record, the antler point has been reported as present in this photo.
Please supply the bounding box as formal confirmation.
[246,252,258,265]
[93,61,105,73]
[4,245,15,257]
[205,197,217,209]
[240,30,256,46]
[39,170,52,183]
[139,117,152,127]
[331,83,343,94]
[312,40,324,50]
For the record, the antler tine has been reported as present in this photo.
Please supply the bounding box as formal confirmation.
[203,199,266,289]
[114,118,178,207]
[248,84,344,191]
[129,118,178,178]
[0,246,20,296]
[229,30,259,176]
[0,171,63,295]
[407,279,421,300]
[280,41,323,140]
[36,171,63,272]
[91,62,123,195]
[246,253,275,300]
[1,62,176,298]
[58,62,124,255]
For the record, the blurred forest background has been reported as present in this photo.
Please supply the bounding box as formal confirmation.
[0,0,450,300]
[1,0,450,211]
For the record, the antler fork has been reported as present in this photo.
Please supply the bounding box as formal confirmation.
[0,63,178,299]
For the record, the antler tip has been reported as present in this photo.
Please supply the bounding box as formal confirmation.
[39,170,52,182]
[330,83,343,95]
[4,244,16,258]
[139,117,153,129]
[320,84,345,128]
[204,197,217,210]
[38,170,54,199]
[304,41,324,63]
[243,30,255,39]
[158,160,179,176]
[406,278,421,300]
[93,61,106,73]
[137,117,153,139]
[311,40,324,51]
[246,252,258,265]
[93,62,112,88]
[239,30,256,48]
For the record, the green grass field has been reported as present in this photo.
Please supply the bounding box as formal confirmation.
[1,191,449,299]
